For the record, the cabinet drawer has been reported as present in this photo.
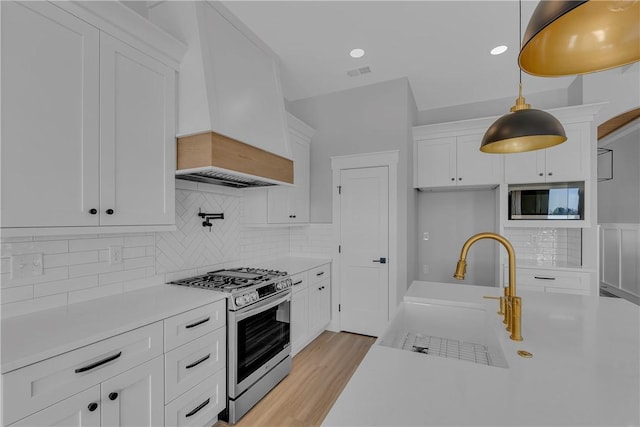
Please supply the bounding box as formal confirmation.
[164,300,226,352]
[165,328,226,403]
[3,322,162,426]
[517,269,589,291]
[290,272,308,292]
[308,264,330,286]
[165,369,226,427]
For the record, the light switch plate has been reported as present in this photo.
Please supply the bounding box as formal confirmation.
[11,253,43,279]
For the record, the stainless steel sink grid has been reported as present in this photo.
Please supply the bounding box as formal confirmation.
[401,332,505,368]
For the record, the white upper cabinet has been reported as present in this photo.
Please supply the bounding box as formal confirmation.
[504,123,587,184]
[243,114,313,225]
[0,1,184,233]
[414,132,503,189]
[99,34,175,226]
[1,1,100,228]
[149,2,290,158]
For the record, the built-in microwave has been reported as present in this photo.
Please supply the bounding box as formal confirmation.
[508,182,584,220]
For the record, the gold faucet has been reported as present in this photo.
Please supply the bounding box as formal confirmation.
[453,232,523,341]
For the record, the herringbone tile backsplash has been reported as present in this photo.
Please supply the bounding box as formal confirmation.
[156,189,242,274]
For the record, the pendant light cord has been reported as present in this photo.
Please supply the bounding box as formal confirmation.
[518,0,522,93]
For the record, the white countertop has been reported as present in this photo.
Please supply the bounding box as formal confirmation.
[1,285,226,373]
[324,281,640,426]
[251,256,332,275]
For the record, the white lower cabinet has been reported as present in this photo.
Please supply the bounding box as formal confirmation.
[163,301,227,427]
[506,266,591,295]
[100,356,165,427]
[3,300,228,427]
[290,272,310,355]
[290,263,331,356]
[9,385,101,427]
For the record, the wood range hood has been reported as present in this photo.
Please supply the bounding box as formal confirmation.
[176,131,294,188]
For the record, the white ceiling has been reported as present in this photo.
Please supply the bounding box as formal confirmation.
[222,0,577,111]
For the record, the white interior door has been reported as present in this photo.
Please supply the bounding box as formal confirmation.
[339,167,389,336]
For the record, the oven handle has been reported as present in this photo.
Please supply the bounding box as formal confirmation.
[235,292,291,322]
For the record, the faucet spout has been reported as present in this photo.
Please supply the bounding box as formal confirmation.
[453,232,523,341]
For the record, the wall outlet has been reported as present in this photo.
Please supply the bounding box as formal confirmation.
[109,246,123,264]
[423,264,430,275]
[423,232,430,241]
[11,253,43,279]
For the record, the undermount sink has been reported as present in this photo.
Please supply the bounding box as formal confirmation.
[377,301,508,368]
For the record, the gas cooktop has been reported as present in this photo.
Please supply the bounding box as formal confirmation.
[168,267,292,309]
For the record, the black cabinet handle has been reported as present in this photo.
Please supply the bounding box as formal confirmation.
[534,276,556,281]
[185,353,211,369]
[75,352,122,373]
[316,271,325,277]
[185,398,210,418]
[106,209,114,215]
[109,392,118,401]
[185,317,210,329]
[372,257,387,264]
[88,402,98,412]
[89,208,98,215]
[292,280,303,286]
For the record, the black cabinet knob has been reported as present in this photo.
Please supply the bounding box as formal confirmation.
[89,209,98,215]
[458,177,462,181]
[109,392,118,401]
[88,402,98,412]
[539,173,544,176]
[451,178,455,181]
[548,172,553,176]
[106,209,114,215]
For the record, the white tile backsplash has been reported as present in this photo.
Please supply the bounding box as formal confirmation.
[504,227,582,267]
[1,186,333,318]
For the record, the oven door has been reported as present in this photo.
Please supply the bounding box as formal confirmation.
[228,291,291,398]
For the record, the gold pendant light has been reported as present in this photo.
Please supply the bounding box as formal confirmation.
[481,1,567,154]
[519,1,640,76]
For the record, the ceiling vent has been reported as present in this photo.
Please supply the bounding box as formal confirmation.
[346,66,371,77]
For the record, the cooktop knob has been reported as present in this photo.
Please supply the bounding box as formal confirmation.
[235,296,244,306]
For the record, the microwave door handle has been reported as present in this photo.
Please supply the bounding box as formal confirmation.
[236,293,291,321]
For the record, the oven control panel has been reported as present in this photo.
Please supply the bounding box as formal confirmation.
[234,278,292,308]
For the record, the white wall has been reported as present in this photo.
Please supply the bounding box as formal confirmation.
[582,63,640,126]
[598,125,640,224]
[417,189,497,286]
[415,87,574,126]
[288,77,417,297]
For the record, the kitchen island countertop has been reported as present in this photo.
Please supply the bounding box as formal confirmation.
[323,281,640,426]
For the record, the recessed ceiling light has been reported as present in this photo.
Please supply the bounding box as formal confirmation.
[491,45,508,55]
[350,48,365,58]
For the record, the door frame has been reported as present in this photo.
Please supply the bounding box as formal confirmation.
[330,150,399,333]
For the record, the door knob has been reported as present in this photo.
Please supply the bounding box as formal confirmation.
[372,257,387,264]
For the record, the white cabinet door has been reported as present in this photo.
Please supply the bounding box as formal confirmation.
[9,385,101,427]
[267,135,310,223]
[309,280,330,335]
[456,134,503,186]
[289,135,311,223]
[101,356,164,427]
[99,34,175,226]
[542,124,585,182]
[505,123,586,184]
[291,287,309,355]
[0,1,100,227]
[415,137,457,188]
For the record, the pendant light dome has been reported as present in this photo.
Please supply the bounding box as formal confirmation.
[481,0,567,154]
[519,0,640,76]
[480,84,567,153]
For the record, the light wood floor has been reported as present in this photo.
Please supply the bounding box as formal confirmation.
[214,331,376,427]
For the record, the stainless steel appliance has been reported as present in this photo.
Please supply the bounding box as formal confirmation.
[508,182,584,220]
[169,268,293,423]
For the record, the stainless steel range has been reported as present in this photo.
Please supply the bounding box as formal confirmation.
[169,268,292,423]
